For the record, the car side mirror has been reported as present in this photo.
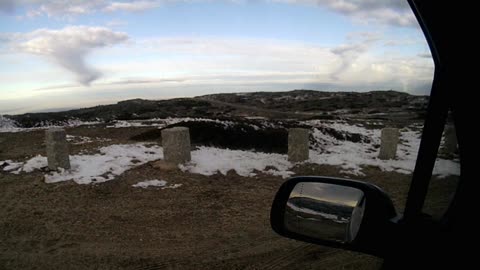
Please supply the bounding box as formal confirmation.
[271,176,398,256]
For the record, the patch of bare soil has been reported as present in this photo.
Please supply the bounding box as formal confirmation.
[0,161,386,269]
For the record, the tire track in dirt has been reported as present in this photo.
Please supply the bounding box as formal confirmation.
[130,240,330,270]
[246,244,330,270]
[129,237,284,270]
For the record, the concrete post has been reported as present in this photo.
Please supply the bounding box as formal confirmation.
[161,127,191,164]
[378,128,400,160]
[45,128,71,170]
[441,125,458,155]
[288,128,309,162]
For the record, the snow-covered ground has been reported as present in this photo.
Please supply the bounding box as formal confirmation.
[303,121,422,176]
[0,115,18,132]
[66,135,112,145]
[133,179,167,188]
[2,144,163,184]
[106,117,238,129]
[179,147,294,178]
[1,119,460,185]
[106,120,165,128]
[0,116,101,133]
[2,116,278,132]
[178,120,459,178]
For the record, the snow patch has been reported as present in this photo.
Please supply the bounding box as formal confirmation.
[132,179,167,188]
[106,117,269,130]
[2,160,23,171]
[132,180,183,189]
[1,156,47,174]
[0,118,101,133]
[106,117,237,129]
[0,115,19,133]
[2,120,461,181]
[106,120,166,128]
[179,146,294,178]
[23,155,48,173]
[164,183,183,189]
[3,144,163,184]
[45,144,163,184]
[308,126,409,175]
[305,120,372,136]
[163,117,236,129]
[66,135,111,145]
[67,135,93,144]
[305,124,460,177]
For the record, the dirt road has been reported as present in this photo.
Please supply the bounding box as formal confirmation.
[0,162,386,269]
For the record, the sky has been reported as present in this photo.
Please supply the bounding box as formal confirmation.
[290,182,364,207]
[0,0,434,114]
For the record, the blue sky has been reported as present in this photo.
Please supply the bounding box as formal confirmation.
[0,0,433,114]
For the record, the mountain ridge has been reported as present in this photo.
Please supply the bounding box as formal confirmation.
[4,90,428,128]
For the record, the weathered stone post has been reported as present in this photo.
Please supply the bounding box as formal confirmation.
[441,125,458,155]
[45,128,71,170]
[161,127,191,164]
[378,128,400,160]
[288,128,309,162]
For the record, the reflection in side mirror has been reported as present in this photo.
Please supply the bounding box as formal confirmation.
[271,177,397,256]
[284,182,365,244]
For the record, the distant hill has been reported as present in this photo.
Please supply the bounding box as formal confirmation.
[200,89,427,116]
[5,90,428,128]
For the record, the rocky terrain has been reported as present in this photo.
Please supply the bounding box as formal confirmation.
[3,90,428,128]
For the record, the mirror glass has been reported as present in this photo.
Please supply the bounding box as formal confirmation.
[284,182,365,243]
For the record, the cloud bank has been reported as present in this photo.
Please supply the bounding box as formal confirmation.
[16,26,128,85]
[3,0,161,18]
[104,0,161,12]
[23,0,106,18]
[97,36,432,94]
[5,0,416,27]
[273,0,416,27]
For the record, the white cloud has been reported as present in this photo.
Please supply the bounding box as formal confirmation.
[329,32,379,80]
[6,0,163,18]
[104,0,161,12]
[24,0,106,18]
[96,35,432,93]
[124,37,338,77]
[273,0,417,27]
[334,53,433,93]
[6,0,416,27]
[330,43,369,80]
[2,30,432,95]
[16,26,128,85]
